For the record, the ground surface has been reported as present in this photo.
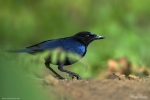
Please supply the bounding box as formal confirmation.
[39,75,150,100]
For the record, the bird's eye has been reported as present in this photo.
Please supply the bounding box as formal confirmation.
[86,35,90,37]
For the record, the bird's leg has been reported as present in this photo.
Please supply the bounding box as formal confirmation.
[45,60,65,79]
[58,63,82,80]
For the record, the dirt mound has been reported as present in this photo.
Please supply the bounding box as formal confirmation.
[41,75,150,100]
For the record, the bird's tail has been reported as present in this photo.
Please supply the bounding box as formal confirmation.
[6,48,34,53]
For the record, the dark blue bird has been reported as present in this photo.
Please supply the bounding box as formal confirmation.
[8,31,104,79]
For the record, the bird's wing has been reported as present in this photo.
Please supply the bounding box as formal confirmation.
[26,39,64,52]
[27,38,86,55]
[59,38,86,56]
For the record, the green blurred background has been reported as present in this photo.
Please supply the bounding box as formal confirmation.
[0,0,150,99]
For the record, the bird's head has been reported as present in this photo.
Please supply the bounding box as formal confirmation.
[73,31,104,46]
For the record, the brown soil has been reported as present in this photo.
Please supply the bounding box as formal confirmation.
[40,75,150,100]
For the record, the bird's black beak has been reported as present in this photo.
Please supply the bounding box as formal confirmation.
[94,35,105,40]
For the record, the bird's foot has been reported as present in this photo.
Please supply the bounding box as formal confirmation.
[69,73,82,80]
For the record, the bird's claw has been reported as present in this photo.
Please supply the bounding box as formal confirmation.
[69,73,82,80]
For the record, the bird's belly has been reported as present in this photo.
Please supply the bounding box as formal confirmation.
[47,47,85,65]
[49,54,82,65]
[50,59,78,65]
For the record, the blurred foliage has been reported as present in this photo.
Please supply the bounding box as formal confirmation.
[0,0,150,99]
[0,51,52,100]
